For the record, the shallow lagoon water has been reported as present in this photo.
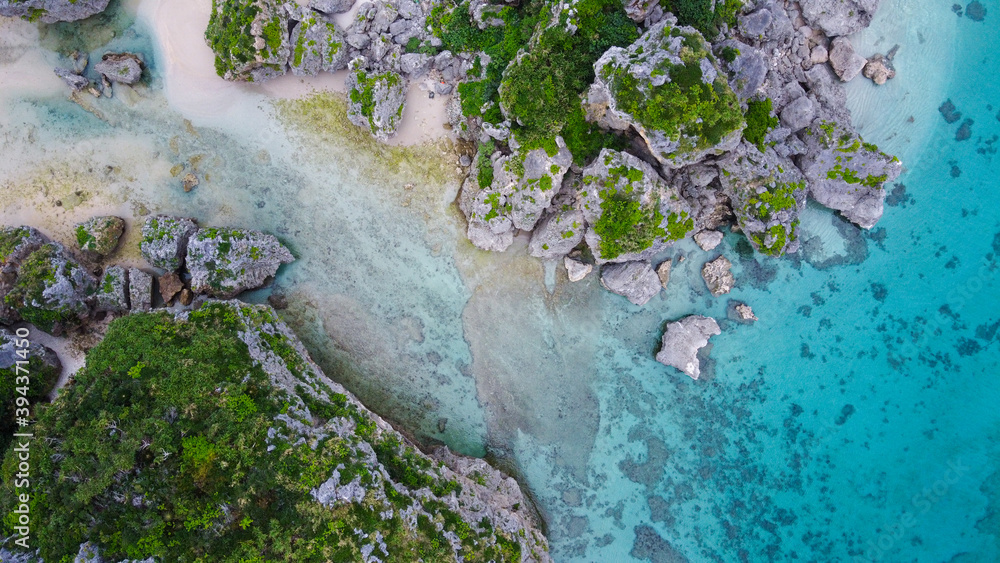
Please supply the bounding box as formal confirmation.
[1,0,998,560]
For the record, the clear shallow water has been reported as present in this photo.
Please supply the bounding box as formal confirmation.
[1,0,998,561]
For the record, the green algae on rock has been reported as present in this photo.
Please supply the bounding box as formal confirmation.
[0,301,549,562]
[75,215,125,256]
[206,0,290,82]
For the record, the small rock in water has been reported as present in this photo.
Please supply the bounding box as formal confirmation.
[655,261,671,288]
[54,68,89,91]
[437,418,448,433]
[564,256,592,282]
[862,54,895,85]
[158,272,184,303]
[268,292,289,310]
[965,1,986,21]
[939,99,962,124]
[694,230,724,251]
[702,256,735,296]
[600,261,661,306]
[956,118,973,141]
[655,315,721,380]
[182,173,199,192]
[459,154,472,167]
[75,216,125,256]
[728,300,758,323]
[94,53,143,85]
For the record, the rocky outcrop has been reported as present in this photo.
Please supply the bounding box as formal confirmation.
[0,0,110,23]
[701,255,734,296]
[655,260,671,288]
[54,68,89,91]
[310,0,355,13]
[718,142,806,256]
[694,230,723,251]
[75,216,125,256]
[95,265,129,314]
[577,149,693,263]
[140,216,197,271]
[346,63,406,141]
[1,242,95,335]
[800,0,880,37]
[797,120,902,229]
[205,0,290,82]
[0,327,61,395]
[728,300,758,323]
[186,228,294,298]
[587,17,744,169]
[128,268,152,312]
[655,315,721,380]
[288,10,349,76]
[600,261,661,306]
[94,53,144,85]
[0,227,47,324]
[828,37,867,82]
[528,208,584,259]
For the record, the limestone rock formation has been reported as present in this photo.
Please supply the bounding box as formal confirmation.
[288,10,349,76]
[0,237,94,334]
[128,268,152,311]
[205,0,290,82]
[75,216,125,256]
[0,327,61,395]
[656,315,721,379]
[186,228,294,298]
[829,37,867,82]
[800,0,880,37]
[728,300,758,323]
[863,54,895,85]
[94,53,144,85]
[140,216,198,271]
[528,208,585,259]
[0,0,110,23]
[600,261,661,306]
[587,17,744,169]
[694,230,724,251]
[95,265,130,314]
[701,255,734,296]
[346,63,406,141]
[564,256,592,282]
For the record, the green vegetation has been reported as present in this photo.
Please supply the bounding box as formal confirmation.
[593,191,691,260]
[3,244,87,333]
[825,164,887,189]
[599,28,744,156]
[743,98,779,151]
[744,180,803,221]
[76,217,123,255]
[0,227,32,263]
[0,341,59,460]
[205,0,265,77]
[665,0,743,37]
[349,69,403,135]
[750,221,798,257]
[0,303,529,562]
[720,45,740,62]
[477,140,496,189]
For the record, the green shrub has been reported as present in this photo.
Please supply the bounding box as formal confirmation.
[743,98,779,151]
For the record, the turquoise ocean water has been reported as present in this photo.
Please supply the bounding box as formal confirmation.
[0,0,998,560]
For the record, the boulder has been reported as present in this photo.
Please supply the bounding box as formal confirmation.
[693,230,724,251]
[182,173,199,192]
[728,300,758,323]
[158,273,184,303]
[399,53,432,77]
[179,288,195,306]
[140,216,198,271]
[53,68,89,91]
[600,261,661,306]
[0,227,47,323]
[94,53,143,85]
[655,315,721,379]
[346,64,406,142]
[289,12,349,76]
[701,255,734,296]
[128,268,152,311]
[655,260,671,288]
[186,228,294,298]
[565,256,592,282]
[2,243,95,334]
[797,119,902,229]
[828,37,867,82]
[95,265,129,313]
[726,45,768,100]
[779,95,815,132]
[0,0,110,22]
[75,216,125,256]
[205,0,290,82]
[718,143,805,256]
[587,17,744,168]
[528,208,585,259]
[862,54,895,85]
[800,0,880,37]
[810,45,829,64]
[738,9,772,37]
[309,0,355,13]
[509,139,573,231]
[577,149,693,263]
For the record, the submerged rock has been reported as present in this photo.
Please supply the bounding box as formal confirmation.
[75,216,125,256]
[656,315,721,379]
[140,216,198,272]
[701,255,734,296]
[346,63,406,141]
[186,228,294,298]
[0,0,110,23]
[862,54,895,85]
[600,261,661,306]
[53,68,89,91]
[95,265,130,314]
[94,53,143,85]
[577,149,693,263]
[587,17,744,169]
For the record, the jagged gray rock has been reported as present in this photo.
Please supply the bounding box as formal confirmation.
[206,0,289,82]
[289,12,349,76]
[53,68,89,91]
[655,260,671,288]
[95,265,129,313]
[564,256,592,282]
[140,216,198,271]
[600,261,661,306]
[186,228,294,298]
[128,268,152,312]
[0,241,94,334]
[75,216,125,256]
[780,95,815,132]
[829,37,867,82]
[528,208,584,259]
[587,17,744,168]
[800,0,880,37]
[94,53,143,85]
[310,0,354,13]
[0,327,62,388]
[701,255,734,296]
[0,0,110,22]
[728,300,758,323]
[655,315,720,379]
[346,63,406,141]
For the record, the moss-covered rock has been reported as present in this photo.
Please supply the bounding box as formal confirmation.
[587,16,745,168]
[95,265,129,313]
[2,243,95,334]
[186,228,294,298]
[288,9,348,76]
[0,0,110,23]
[346,62,407,141]
[718,142,806,257]
[205,0,290,82]
[0,301,550,562]
[577,149,693,263]
[140,215,198,272]
[75,215,125,256]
